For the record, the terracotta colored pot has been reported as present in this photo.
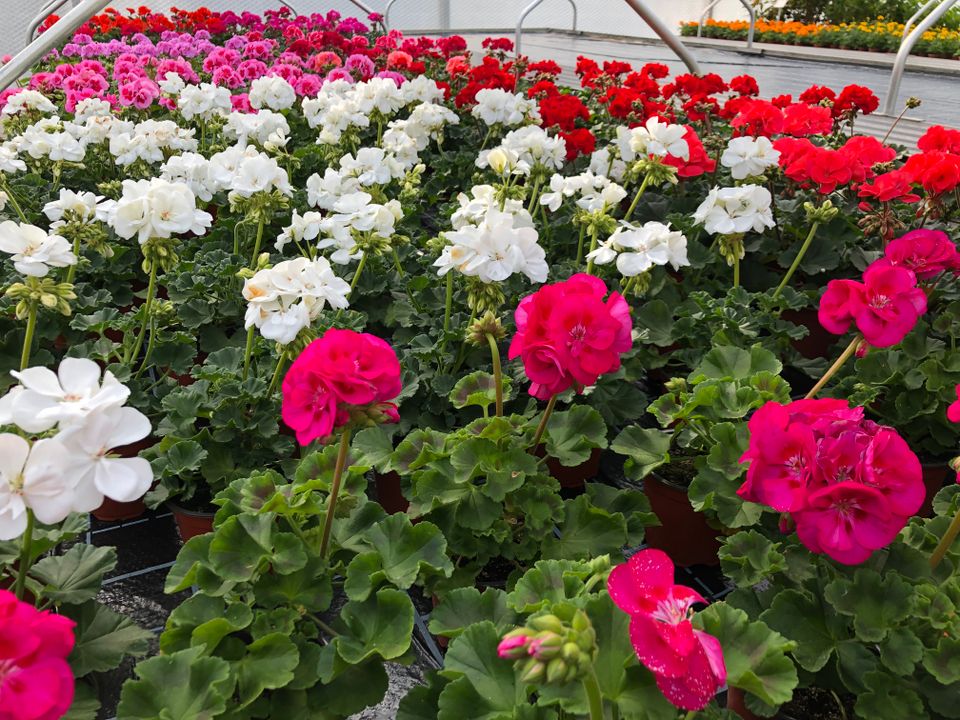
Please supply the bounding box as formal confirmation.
[783,308,836,360]
[374,471,409,514]
[91,436,157,522]
[546,447,602,490]
[642,475,721,567]
[727,687,765,720]
[169,503,216,542]
[919,461,951,517]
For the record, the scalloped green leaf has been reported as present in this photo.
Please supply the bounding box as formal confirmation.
[544,405,608,467]
[429,587,517,638]
[117,647,233,720]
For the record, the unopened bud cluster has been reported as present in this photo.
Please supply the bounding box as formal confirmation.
[497,609,598,686]
[804,199,839,224]
[467,311,505,346]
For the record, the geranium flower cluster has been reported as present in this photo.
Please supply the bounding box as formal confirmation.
[608,549,727,710]
[587,221,689,277]
[738,399,925,564]
[0,359,153,540]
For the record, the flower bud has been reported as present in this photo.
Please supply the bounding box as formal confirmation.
[571,610,590,634]
[906,97,921,109]
[949,455,960,475]
[528,632,563,661]
[528,614,564,634]
[518,657,546,683]
[804,199,839,224]
[497,632,531,660]
[466,311,505,346]
[718,233,745,266]
[486,148,514,176]
[545,658,569,684]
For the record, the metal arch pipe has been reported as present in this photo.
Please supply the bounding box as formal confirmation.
[346,0,377,18]
[515,0,578,57]
[622,0,702,74]
[902,0,940,39]
[1,0,112,93]
[25,0,72,47]
[883,0,959,115]
[277,0,298,15]
[384,0,401,29]
[699,0,755,49]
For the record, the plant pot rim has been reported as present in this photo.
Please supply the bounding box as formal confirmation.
[648,472,691,493]
[167,501,217,517]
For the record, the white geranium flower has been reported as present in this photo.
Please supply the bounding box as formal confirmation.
[73,97,113,121]
[305,168,360,211]
[54,406,153,508]
[108,119,197,166]
[177,82,232,121]
[436,209,547,283]
[401,76,446,104]
[0,143,26,175]
[471,88,540,127]
[616,117,689,162]
[587,221,689,276]
[107,178,212,244]
[339,147,406,186]
[17,118,85,162]
[720,136,781,181]
[0,434,75,539]
[0,191,6,212]
[160,152,216,203]
[276,210,323,252]
[158,71,186,95]
[576,183,627,213]
[249,75,296,111]
[43,189,110,228]
[0,221,76,277]
[225,109,290,148]
[477,126,566,176]
[450,184,529,229]
[353,77,407,117]
[693,185,776,236]
[589,146,626,182]
[227,152,292,198]
[5,357,129,433]
[2,90,57,116]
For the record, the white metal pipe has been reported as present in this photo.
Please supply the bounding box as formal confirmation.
[623,0,702,74]
[698,0,724,37]
[699,0,755,50]
[883,0,958,115]
[903,0,940,39]
[0,0,111,93]
[25,0,71,47]
[346,0,377,17]
[516,0,577,57]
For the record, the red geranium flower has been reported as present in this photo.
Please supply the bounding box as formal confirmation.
[729,74,759,96]
[833,84,879,117]
[559,127,595,161]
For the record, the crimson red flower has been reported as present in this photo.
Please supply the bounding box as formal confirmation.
[282,328,401,445]
[641,62,670,79]
[602,60,632,77]
[481,36,513,53]
[538,93,590,132]
[559,127,596,161]
[818,263,927,347]
[799,84,836,105]
[603,87,642,120]
[918,125,960,154]
[508,274,632,400]
[840,135,896,183]
[575,56,601,87]
[873,229,960,279]
[731,99,783,136]
[832,84,879,117]
[857,170,920,206]
[526,59,562,77]
[771,93,793,108]
[608,549,726,711]
[729,74,759,96]
[781,103,833,137]
[903,151,960,196]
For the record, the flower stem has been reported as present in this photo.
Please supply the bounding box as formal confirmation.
[623,174,651,223]
[124,260,157,366]
[65,236,80,285]
[581,667,604,720]
[682,712,698,720]
[575,225,586,266]
[268,351,287,394]
[392,248,404,277]
[773,222,819,299]
[530,394,558,451]
[19,303,37,371]
[319,428,352,559]
[526,177,542,214]
[585,225,599,275]
[805,334,861,399]
[14,510,35,601]
[133,317,157,379]
[882,104,911,145]
[249,215,266,268]
[440,271,453,355]
[930,504,960,570]
[1,179,28,223]
[242,325,256,381]
[486,332,503,417]
[349,252,367,294]
[733,254,740,288]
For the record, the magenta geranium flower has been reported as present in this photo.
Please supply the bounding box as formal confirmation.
[874,229,960,280]
[281,328,401,445]
[949,385,960,424]
[0,590,76,720]
[607,549,726,711]
[739,399,924,565]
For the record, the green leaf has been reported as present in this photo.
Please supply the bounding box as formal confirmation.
[307,658,389,715]
[880,627,924,676]
[856,671,925,720]
[361,514,454,589]
[610,665,679,720]
[30,544,117,605]
[694,602,798,707]
[545,495,627,560]
[508,560,587,612]
[160,594,253,654]
[692,345,781,382]
[236,633,300,707]
[164,439,208,475]
[352,426,396,472]
[208,513,274,582]
[62,681,100,720]
[64,601,152,677]
[449,371,511,412]
[719,531,785,588]
[429,587,517,638]
[585,482,657,546]
[544,405,608,467]
[823,569,913,642]
[761,589,837,672]
[398,671,449,720]
[165,534,213,593]
[923,635,960,684]
[438,621,517,719]
[117,647,233,720]
[610,426,671,481]
[333,588,414,664]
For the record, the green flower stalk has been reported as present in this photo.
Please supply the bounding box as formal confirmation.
[319,428,352,559]
[773,201,838,299]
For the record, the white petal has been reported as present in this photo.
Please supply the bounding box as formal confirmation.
[11,367,63,397]
[94,457,152,503]
[57,357,102,396]
[106,407,151,449]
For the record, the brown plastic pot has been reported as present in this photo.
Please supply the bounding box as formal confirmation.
[727,687,765,720]
[783,308,836,360]
[919,461,951,517]
[169,503,216,542]
[91,436,157,522]
[533,445,601,490]
[374,471,409,514]
[642,475,721,567]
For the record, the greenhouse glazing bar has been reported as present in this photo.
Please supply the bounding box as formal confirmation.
[621,0,702,74]
[515,0,578,56]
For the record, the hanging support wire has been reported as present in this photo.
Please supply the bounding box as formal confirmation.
[1,0,112,93]
[698,0,756,50]
[622,0,702,74]
[883,0,958,115]
[25,0,73,47]
[515,0,578,57]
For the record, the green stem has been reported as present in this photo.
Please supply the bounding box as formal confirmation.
[319,428,352,559]
[486,333,503,417]
[575,225,586,266]
[585,225,599,275]
[233,218,247,256]
[306,611,340,637]
[268,352,287,394]
[1,179,28,223]
[773,222,819,299]
[65,236,80,285]
[14,510,35,601]
[133,316,157,379]
[733,254,740,289]
[349,252,367,294]
[582,667,604,720]
[526,177,542,214]
[440,272,453,355]
[621,277,636,298]
[682,712,698,720]
[529,394,558,451]
[805,334,861,399]
[249,215,266,268]
[392,248,404,277]
[124,260,157,366]
[19,303,37,371]
[930,504,960,570]
[882,104,911,145]
[451,307,477,374]
[623,175,651,223]
[242,326,256,381]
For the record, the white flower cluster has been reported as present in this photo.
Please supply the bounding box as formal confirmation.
[693,184,776,236]
[0,221,76,277]
[470,88,541,127]
[317,191,403,264]
[43,188,111,229]
[476,125,566,176]
[108,118,198,166]
[249,75,297,111]
[720,136,781,181]
[589,146,628,183]
[224,109,290,148]
[435,206,547,283]
[0,143,26,175]
[1,90,57,117]
[587,221,689,276]
[0,358,153,540]
[615,117,690,162]
[105,177,212,244]
[540,171,626,212]
[13,117,85,162]
[242,256,350,344]
[450,184,528,230]
[177,82,232,121]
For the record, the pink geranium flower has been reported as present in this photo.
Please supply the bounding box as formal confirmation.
[949,385,960,424]
[608,549,726,711]
[873,229,960,279]
[508,274,632,400]
[0,590,76,720]
[281,328,401,445]
[117,77,160,109]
